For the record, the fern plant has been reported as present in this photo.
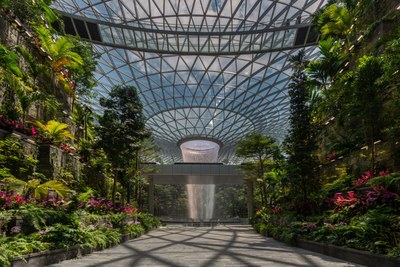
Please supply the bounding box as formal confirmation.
[1,177,70,200]
[33,120,75,144]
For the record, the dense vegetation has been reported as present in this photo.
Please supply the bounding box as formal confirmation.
[242,0,400,257]
[0,1,160,266]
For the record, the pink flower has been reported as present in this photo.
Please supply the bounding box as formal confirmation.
[378,169,390,177]
[11,226,21,234]
[354,170,372,186]
[305,223,317,229]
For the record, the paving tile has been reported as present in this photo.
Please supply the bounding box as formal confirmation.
[49,225,364,267]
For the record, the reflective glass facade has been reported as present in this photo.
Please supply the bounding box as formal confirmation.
[53,0,328,163]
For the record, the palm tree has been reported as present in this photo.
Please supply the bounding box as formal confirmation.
[0,45,22,77]
[71,104,93,140]
[319,4,354,39]
[35,0,59,24]
[33,120,75,144]
[15,86,59,124]
[307,37,345,91]
[1,75,23,121]
[34,25,83,71]
[2,177,70,200]
[16,46,49,88]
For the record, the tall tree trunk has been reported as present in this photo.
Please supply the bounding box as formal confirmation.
[261,181,267,207]
[127,179,131,204]
[112,169,118,206]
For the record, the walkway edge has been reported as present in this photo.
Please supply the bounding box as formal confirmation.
[296,239,400,267]
[11,234,134,267]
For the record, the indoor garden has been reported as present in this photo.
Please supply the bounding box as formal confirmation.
[0,0,399,266]
[0,1,160,266]
[247,0,400,259]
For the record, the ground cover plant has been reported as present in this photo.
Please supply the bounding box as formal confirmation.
[247,0,400,258]
[252,170,400,257]
[0,192,160,267]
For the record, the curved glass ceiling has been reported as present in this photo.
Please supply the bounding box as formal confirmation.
[53,0,328,163]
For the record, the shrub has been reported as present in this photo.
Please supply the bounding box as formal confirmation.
[137,213,160,233]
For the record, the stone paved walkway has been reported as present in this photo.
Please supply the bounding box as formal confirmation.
[49,225,364,267]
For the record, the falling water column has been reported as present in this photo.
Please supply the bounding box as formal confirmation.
[180,140,220,220]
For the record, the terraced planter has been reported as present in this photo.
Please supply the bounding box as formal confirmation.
[11,235,136,267]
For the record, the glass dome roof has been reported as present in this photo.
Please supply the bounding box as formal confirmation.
[52,0,328,163]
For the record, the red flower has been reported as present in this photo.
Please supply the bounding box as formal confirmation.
[354,170,372,186]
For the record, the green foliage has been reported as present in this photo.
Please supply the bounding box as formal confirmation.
[368,173,400,194]
[34,25,83,71]
[122,223,145,237]
[68,37,99,97]
[3,177,70,200]
[8,0,58,26]
[154,184,187,218]
[322,174,354,196]
[0,45,22,77]
[77,226,121,249]
[0,236,50,267]
[317,3,354,39]
[137,213,161,233]
[33,120,75,144]
[97,85,148,203]
[14,83,59,123]
[0,76,22,121]
[0,0,10,9]
[236,132,282,207]
[97,85,148,169]
[72,104,94,141]
[38,223,79,249]
[0,138,38,180]
[215,185,247,218]
[15,46,48,87]
[284,50,319,214]
[307,37,346,92]
[16,204,72,234]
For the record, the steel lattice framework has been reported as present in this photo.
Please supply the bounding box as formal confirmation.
[52,0,328,163]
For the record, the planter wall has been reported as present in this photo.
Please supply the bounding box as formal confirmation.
[296,239,400,267]
[37,144,64,179]
[10,131,38,158]
[0,15,73,118]
[12,235,137,267]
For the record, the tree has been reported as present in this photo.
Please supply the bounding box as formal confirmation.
[284,50,319,214]
[317,3,354,40]
[343,56,385,173]
[236,132,281,207]
[15,86,58,124]
[71,103,93,140]
[68,37,99,98]
[34,25,83,71]
[126,137,160,208]
[97,85,148,205]
[16,46,48,88]
[8,0,58,26]
[307,37,345,92]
